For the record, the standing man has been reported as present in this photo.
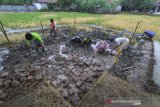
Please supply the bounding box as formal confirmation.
[50,18,57,36]
[25,32,45,53]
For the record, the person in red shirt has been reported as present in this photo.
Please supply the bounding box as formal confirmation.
[50,18,57,36]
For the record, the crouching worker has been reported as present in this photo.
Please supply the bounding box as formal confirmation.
[70,36,82,47]
[25,32,45,53]
[83,37,92,48]
[114,37,129,52]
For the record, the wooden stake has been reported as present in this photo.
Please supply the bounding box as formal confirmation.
[40,21,44,37]
[131,21,141,43]
[0,21,13,47]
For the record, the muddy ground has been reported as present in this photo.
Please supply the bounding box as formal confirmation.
[0,26,160,107]
[110,39,160,94]
[0,26,116,105]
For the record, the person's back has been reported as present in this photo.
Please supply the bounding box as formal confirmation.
[31,32,43,42]
[25,32,45,53]
[115,37,129,51]
[115,37,129,46]
[50,21,55,30]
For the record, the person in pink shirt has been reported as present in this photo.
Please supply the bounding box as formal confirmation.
[50,18,57,36]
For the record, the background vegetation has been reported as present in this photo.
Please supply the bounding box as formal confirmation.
[120,0,157,12]
[0,0,33,5]
[53,0,119,13]
[0,0,157,13]
[0,11,160,45]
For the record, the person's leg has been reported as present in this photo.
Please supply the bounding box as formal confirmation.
[42,47,45,53]
[54,30,57,37]
[33,40,40,53]
[50,29,54,36]
[83,41,87,48]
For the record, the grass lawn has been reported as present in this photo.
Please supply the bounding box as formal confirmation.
[0,11,160,44]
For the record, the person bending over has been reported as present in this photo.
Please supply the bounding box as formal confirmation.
[25,32,45,53]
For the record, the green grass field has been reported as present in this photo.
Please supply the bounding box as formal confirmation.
[0,11,160,45]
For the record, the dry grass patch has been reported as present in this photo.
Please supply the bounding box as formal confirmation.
[1,80,70,107]
[77,72,160,107]
[0,33,25,46]
[61,17,97,24]
[101,14,160,40]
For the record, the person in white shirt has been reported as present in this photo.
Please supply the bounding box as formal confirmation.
[114,37,130,51]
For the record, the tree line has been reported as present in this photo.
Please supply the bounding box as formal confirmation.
[0,0,158,12]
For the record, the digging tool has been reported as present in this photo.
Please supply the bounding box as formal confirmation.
[113,46,122,65]
[0,21,13,47]
[131,22,139,43]
[114,38,130,65]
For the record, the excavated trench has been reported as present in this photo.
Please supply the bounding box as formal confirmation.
[0,26,159,105]
[0,27,116,105]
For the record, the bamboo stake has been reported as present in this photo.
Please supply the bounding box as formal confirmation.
[0,21,13,47]
[40,21,44,37]
[131,21,141,43]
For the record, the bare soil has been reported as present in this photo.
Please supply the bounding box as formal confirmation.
[0,26,160,107]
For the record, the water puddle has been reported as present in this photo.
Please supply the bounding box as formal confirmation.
[0,48,10,71]
[153,41,160,87]
[0,27,47,36]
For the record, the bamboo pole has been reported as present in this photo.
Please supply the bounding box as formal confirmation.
[40,21,45,37]
[131,21,141,43]
[0,21,13,47]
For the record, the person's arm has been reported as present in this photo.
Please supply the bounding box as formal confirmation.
[26,40,31,48]
[50,23,52,29]
[39,37,45,47]
[41,41,45,47]
[54,21,57,31]
[32,33,45,47]
[113,41,121,50]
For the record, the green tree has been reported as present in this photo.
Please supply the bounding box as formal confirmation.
[120,0,156,11]
[55,0,119,12]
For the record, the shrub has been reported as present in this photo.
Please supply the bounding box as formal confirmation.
[56,0,119,13]
[120,0,156,12]
[0,0,32,5]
